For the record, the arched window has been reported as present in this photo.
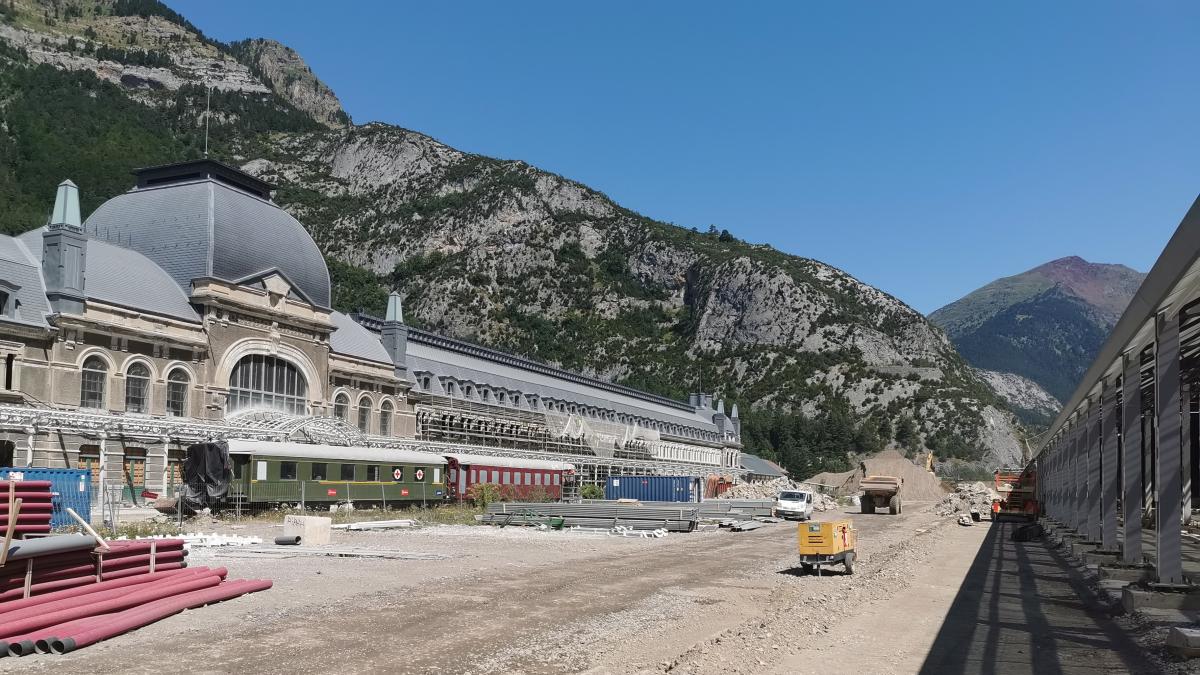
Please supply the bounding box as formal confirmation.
[228,354,308,415]
[81,356,107,409]
[334,393,350,420]
[125,362,150,413]
[380,400,394,436]
[166,369,189,417]
[356,396,371,432]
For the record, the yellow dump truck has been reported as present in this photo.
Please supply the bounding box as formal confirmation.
[797,519,856,575]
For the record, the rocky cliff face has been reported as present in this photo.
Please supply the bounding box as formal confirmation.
[228,38,348,128]
[0,0,1028,469]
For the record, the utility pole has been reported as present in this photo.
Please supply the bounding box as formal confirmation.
[203,85,211,158]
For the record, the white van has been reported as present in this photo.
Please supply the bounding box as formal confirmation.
[774,490,814,520]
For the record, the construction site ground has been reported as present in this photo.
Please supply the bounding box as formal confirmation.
[4,503,1172,674]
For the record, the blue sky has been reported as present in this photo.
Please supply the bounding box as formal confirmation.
[168,1,1200,313]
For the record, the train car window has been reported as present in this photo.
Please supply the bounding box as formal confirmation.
[433,468,441,483]
[513,472,522,486]
[232,456,248,480]
[491,470,499,483]
[553,474,560,485]
[367,465,380,481]
[255,461,267,481]
[311,463,327,481]
[341,464,356,481]
[525,472,531,485]
[503,471,511,484]
[470,469,477,484]
[534,473,542,486]
[280,461,297,480]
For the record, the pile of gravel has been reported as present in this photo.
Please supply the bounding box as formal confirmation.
[719,477,840,511]
[806,450,949,500]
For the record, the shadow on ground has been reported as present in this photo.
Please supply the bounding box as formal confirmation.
[918,521,1161,675]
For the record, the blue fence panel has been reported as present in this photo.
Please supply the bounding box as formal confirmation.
[0,467,92,529]
[605,475,700,503]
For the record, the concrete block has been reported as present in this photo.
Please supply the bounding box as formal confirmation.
[1069,541,1101,558]
[1167,627,1200,658]
[1099,564,1154,583]
[1123,586,1200,613]
[283,515,331,546]
[1082,550,1121,566]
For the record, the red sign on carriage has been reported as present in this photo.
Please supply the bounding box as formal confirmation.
[327,489,337,496]
[400,488,410,497]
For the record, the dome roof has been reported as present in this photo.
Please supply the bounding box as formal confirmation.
[17,229,200,323]
[82,160,331,307]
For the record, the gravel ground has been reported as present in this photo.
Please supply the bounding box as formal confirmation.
[6,505,954,674]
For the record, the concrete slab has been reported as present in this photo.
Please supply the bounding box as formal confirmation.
[1082,550,1122,566]
[919,522,1157,674]
[1070,541,1101,557]
[1166,627,1200,658]
[1122,585,1200,612]
[1098,564,1154,583]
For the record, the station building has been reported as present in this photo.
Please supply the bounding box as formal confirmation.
[0,160,742,498]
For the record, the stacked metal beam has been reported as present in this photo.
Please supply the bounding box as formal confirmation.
[0,534,270,657]
[583,499,776,519]
[0,480,53,538]
[484,502,700,531]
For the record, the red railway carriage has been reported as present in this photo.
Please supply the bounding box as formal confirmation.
[445,453,574,501]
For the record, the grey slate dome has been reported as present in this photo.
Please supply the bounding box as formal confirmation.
[82,160,331,307]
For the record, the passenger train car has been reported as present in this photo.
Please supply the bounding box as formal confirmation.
[206,440,576,508]
[445,453,575,502]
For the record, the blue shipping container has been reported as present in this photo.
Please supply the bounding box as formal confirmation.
[605,475,700,503]
[0,467,91,529]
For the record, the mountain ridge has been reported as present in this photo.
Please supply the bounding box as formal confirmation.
[0,0,1027,471]
[930,256,1144,412]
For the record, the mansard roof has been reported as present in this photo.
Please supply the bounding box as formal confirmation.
[16,229,200,323]
[83,161,331,308]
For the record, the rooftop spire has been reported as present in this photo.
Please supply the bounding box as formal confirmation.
[385,291,404,323]
[49,179,82,231]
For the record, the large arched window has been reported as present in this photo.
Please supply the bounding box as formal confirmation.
[357,396,371,432]
[334,393,350,420]
[81,356,108,409]
[166,369,190,417]
[379,400,394,436]
[125,362,150,413]
[228,354,308,415]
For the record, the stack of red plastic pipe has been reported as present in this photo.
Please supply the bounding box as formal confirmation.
[0,480,53,538]
[0,538,189,602]
[0,565,271,656]
[0,535,270,657]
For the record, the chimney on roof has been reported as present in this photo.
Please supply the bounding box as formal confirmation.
[380,291,408,380]
[42,179,87,314]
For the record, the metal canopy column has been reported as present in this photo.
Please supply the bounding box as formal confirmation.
[1156,311,1184,585]
[1101,380,1119,550]
[1080,415,1089,530]
[1183,385,1193,525]
[1122,356,1144,565]
[1087,399,1102,542]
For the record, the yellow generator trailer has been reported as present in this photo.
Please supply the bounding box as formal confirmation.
[797,519,856,575]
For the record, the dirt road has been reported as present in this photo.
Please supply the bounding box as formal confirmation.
[9,504,963,674]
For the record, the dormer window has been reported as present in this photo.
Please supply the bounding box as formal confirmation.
[0,290,9,317]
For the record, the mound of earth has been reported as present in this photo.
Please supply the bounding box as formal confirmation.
[805,450,948,500]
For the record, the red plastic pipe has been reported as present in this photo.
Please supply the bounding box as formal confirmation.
[104,540,186,555]
[101,561,185,581]
[48,578,273,654]
[0,567,222,627]
[0,567,212,617]
[0,501,53,512]
[0,481,52,490]
[0,572,221,638]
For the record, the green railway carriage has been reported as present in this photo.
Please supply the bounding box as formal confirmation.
[225,440,449,507]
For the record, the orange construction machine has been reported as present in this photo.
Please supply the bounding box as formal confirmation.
[992,467,1038,520]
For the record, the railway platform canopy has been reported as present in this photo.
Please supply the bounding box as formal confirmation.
[1036,192,1200,587]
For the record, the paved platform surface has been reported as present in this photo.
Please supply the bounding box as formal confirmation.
[920,520,1160,674]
